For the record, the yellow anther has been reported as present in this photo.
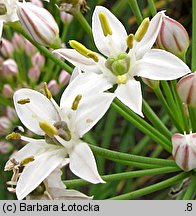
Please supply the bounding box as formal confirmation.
[43,82,52,99]
[116,75,127,84]
[39,121,58,138]
[135,17,150,42]
[6,132,21,140]
[69,40,99,62]
[98,12,112,37]
[20,156,35,166]
[71,94,82,110]
[17,98,30,104]
[126,34,134,49]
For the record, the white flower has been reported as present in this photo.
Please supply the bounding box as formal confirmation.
[53,6,191,116]
[5,68,114,200]
[0,0,19,38]
[172,132,196,171]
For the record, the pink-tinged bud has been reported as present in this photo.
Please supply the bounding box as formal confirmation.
[2,59,18,76]
[32,52,45,68]
[177,73,196,107]
[0,117,11,134]
[48,80,60,96]
[30,0,43,7]
[2,84,14,98]
[28,66,41,82]
[0,142,13,154]
[6,107,17,122]
[17,2,60,48]
[0,38,14,57]
[24,39,37,56]
[60,11,73,24]
[157,15,190,57]
[172,132,196,171]
[142,78,159,89]
[12,33,25,52]
[59,70,70,85]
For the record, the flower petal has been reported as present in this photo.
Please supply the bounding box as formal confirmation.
[134,11,165,59]
[69,142,105,184]
[134,49,191,80]
[13,89,60,135]
[60,72,112,110]
[115,80,143,116]
[69,66,82,83]
[16,149,65,200]
[0,21,3,39]
[92,6,127,57]
[75,92,115,137]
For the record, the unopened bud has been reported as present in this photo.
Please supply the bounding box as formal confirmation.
[32,52,45,68]
[48,80,60,96]
[28,66,41,82]
[6,107,17,122]
[59,70,70,85]
[0,141,13,154]
[60,11,73,24]
[2,59,18,76]
[24,39,36,56]
[177,73,196,107]
[17,2,60,48]
[2,84,14,98]
[30,0,43,7]
[172,132,196,171]
[12,33,25,52]
[1,38,14,57]
[156,15,189,57]
[0,117,11,135]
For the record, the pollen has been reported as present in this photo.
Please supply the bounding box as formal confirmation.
[135,17,150,42]
[98,12,112,37]
[126,34,134,49]
[39,121,58,138]
[43,82,52,99]
[71,94,82,110]
[6,132,21,140]
[17,98,30,104]
[116,75,127,84]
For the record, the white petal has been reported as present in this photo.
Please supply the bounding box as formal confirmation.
[92,6,127,57]
[16,149,65,200]
[13,89,60,135]
[134,49,191,80]
[0,21,3,39]
[60,72,112,110]
[69,142,105,184]
[115,80,143,116]
[53,49,104,73]
[69,66,82,83]
[75,92,115,137]
[134,11,165,59]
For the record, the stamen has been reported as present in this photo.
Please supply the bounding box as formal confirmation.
[17,98,30,104]
[71,94,82,110]
[43,82,52,99]
[54,121,71,141]
[20,156,35,166]
[69,40,99,62]
[126,34,134,49]
[116,75,127,84]
[98,12,112,37]
[6,132,21,140]
[135,17,150,42]
[0,4,7,15]
[39,121,58,138]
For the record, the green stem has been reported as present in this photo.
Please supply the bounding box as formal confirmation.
[89,144,177,167]
[110,172,192,200]
[112,99,172,152]
[188,105,196,132]
[63,167,181,188]
[182,174,196,200]
[147,0,157,16]
[9,22,73,74]
[128,0,143,25]
[142,99,171,140]
[192,0,196,71]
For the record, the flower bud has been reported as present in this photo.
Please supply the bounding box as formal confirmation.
[1,38,14,57]
[0,141,13,154]
[32,52,45,68]
[2,59,18,76]
[28,66,41,82]
[0,117,11,134]
[172,132,196,171]
[30,0,43,7]
[48,80,60,96]
[17,2,60,48]
[24,39,36,56]
[156,15,190,57]
[177,73,196,107]
[60,11,73,24]
[6,107,17,122]
[2,84,14,98]
[12,33,25,52]
[59,70,70,85]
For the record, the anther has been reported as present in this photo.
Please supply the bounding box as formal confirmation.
[39,121,58,138]
[71,94,82,110]
[43,82,52,99]
[116,75,127,84]
[0,4,7,15]
[98,12,112,37]
[126,34,134,49]
[20,156,35,166]
[69,40,99,62]
[135,17,150,42]
[17,98,30,104]
[6,132,21,140]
